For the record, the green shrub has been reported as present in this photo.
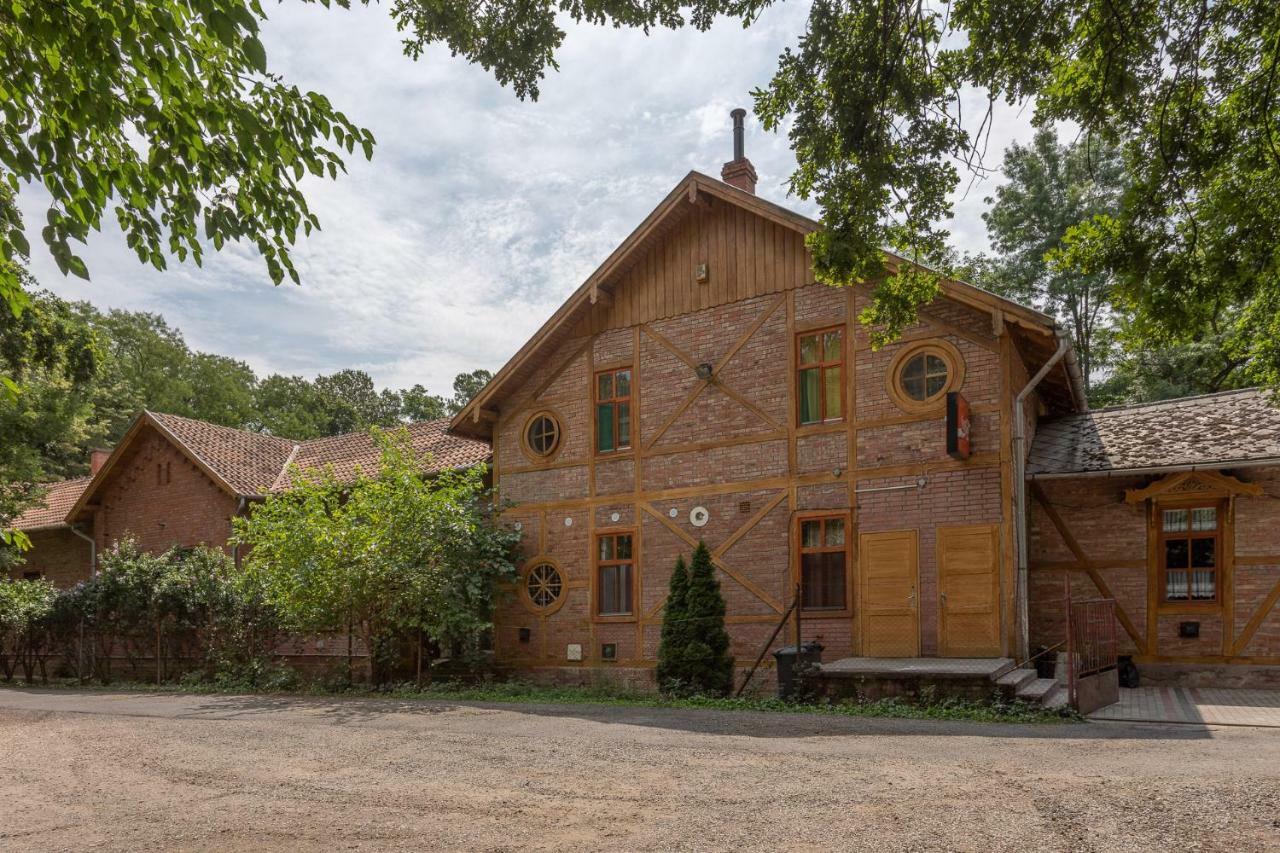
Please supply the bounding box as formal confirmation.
[656,542,734,697]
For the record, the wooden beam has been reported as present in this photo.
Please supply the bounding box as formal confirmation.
[1230,575,1280,655]
[1030,482,1147,654]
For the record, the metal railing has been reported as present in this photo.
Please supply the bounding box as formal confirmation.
[1067,598,1118,709]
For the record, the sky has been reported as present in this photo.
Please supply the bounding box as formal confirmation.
[22,2,1040,397]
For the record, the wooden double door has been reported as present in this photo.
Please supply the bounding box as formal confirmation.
[858,525,1001,658]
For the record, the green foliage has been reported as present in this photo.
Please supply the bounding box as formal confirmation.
[233,428,519,683]
[45,539,282,685]
[447,369,493,416]
[0,576,56,682]
[0,0,375,323]
[981,129,1125,388]
[747,0,1280,383]
[656,543,734,697]
[654,554,689,692]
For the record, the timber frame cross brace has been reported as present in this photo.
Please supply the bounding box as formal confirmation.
[640,293,786,452]
[1030,482,1148,655]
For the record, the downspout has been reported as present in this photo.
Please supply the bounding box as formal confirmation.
[69,524,96,577]
[231,497,248,569]
[1013,329,1076,661]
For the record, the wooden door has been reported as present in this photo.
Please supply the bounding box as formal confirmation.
[859,530,919,657]
[937,524,1001,657]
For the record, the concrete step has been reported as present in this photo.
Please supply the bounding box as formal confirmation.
[1042,685,1069,711]
[1017,677,1059,704]
[995,667,1038,693]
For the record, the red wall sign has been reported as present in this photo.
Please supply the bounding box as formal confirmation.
[946,391,971,460]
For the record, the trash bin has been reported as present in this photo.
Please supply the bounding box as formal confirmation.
[774,641,824,700]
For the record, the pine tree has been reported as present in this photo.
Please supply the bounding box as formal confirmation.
[680,542,735,697]
[655,554,689,693]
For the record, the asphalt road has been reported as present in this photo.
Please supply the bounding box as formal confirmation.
[1,688,1277,851]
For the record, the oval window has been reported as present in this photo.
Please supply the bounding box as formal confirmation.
[899,351,950,402]
[525,563,564,610]
[525,413,561,457]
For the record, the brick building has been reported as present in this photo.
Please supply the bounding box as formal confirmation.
[449,134,1280,690]
[10,411,490,586]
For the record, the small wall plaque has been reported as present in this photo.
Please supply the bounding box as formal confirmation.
[566,643,583,661]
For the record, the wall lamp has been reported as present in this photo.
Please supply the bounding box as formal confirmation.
[696,362,714,381]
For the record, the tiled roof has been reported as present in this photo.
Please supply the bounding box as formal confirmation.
[12,477,93,531]
[1028,388,1280,477]
[281,419,490,489]
[149,411,297,496]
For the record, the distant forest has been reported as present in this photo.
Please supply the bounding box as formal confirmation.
[1,286,491,483]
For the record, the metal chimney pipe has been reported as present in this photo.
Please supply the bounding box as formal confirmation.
[731,108,746,160]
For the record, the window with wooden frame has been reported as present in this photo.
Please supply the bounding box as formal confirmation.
[886,339,965,414]
[797,514,849,612]
[595,531,634,617]
[1160,503,1221,602]
[595,368,632,454]
[522,411,562,460]
[796,326,844,426]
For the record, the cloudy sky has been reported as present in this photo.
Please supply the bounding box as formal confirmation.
[23,2,1039,397]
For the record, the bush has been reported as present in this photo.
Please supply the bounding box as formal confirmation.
[655,542,734,697]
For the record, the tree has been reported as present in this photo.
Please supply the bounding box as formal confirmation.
[747,0,1280,389]
[656,543,734,696]
[655,554,690,693]
[252,374,331,439]
[982,129,1125,389]
[447,370,494,417]
[233,428,519,683]
[0,0,375,324]
[400,384,447,423]
[0,577,57,683]
[312,369,402,435]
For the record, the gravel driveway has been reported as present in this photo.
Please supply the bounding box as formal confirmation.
[0,688,1277,852]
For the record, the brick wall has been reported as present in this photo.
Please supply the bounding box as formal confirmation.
[91,426,239,555]
[1029,465,1280,671]
[7,528,92,588]
[493,274,1017,686]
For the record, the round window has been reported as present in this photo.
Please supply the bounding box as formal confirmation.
[900,351,950,402]
[525,413,561,457]
[525,563,564,610]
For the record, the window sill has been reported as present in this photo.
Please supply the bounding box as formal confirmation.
[800,608,851,619]
[593,613,637,624]
[1157,601,1222,614]
[796,421,847,437]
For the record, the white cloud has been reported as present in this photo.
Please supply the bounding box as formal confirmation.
[22,2,1039,396]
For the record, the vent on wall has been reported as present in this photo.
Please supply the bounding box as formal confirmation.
[738,501,752,514]
[601,643,617,661]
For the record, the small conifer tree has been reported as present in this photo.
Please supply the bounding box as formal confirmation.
[676,542,736,696]
[655,554,690,692]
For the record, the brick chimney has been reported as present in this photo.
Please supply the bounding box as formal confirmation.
[90,448,111,476]
[720,108,757,195]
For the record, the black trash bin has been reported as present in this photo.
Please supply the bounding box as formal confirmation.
[774,641,824,700]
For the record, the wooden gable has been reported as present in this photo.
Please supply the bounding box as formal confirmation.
[577,192,815,335]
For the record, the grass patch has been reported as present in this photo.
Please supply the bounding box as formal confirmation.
[1,676,1078,724]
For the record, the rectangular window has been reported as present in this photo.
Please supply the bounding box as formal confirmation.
[596,532,634,616]
[798,515,848,611]
[1161,504,1219,602]
[595,368,632,453]
[797,327,843,425]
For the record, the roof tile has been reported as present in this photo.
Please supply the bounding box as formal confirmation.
[12,477,93,531]
[1028,388,1280,476]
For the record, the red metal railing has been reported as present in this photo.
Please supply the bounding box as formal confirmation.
[1067,598,1118,709]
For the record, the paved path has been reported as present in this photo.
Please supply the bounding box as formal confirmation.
[1089,686,1280,727]
[1,688,1278,851]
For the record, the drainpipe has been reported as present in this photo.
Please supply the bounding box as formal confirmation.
[1013,329,1076,661]
[69,524,97,577]
[231,497,248,569]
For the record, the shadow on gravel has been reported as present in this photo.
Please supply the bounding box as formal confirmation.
[171,692,1215,741]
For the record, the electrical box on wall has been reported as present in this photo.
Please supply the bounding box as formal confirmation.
[601,643,617,661]
[1179,621,1200,639]
[518,627,531,644]
[566,643,583,661]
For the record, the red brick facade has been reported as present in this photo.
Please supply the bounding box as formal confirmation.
[484,199,1034,685]
[1030,466,1280,680]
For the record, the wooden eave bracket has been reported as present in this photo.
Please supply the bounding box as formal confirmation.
[1124,470,1264,504]
[471,406,499,424]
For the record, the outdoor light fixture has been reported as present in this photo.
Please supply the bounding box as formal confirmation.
[696,362,714,381]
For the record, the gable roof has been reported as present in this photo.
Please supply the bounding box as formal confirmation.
[11,477,93,531]
[279,419,491,490]
[1028,388,1280,478]
[61,411,490,525]
[449,169,1083,439]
